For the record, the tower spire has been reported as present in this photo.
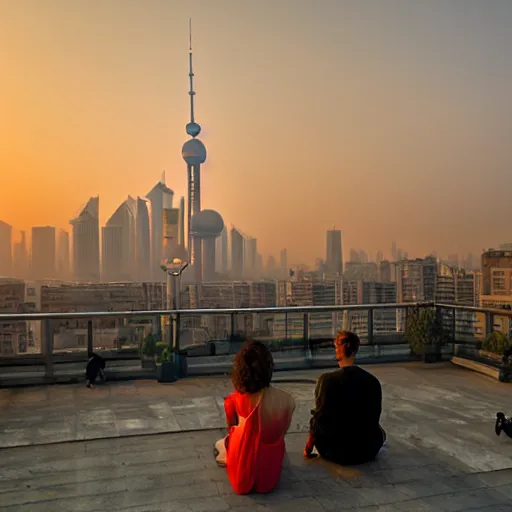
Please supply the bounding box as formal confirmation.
[186,19,201,137]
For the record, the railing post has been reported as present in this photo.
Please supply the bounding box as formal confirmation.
[451,307,457,343]
[87,320,93,358]
[175,313,181,354]
[367,308,374,345]
[230,312,235,341]
[303,312,311,359]
[485,311,494,338]
[42,319,54,380]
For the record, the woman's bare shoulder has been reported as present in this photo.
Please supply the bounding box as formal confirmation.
[268,386,295,406]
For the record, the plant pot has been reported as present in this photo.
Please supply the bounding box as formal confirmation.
[141,356,156,370]
[177,354,188,378]
[156,362,179,383]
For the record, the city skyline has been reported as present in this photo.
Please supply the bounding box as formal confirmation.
[2,1,512,263]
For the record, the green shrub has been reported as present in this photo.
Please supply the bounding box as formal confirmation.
[140,334,159,357]
[482,331,510,355]
[157,345,174,364]
[406,306,448,356]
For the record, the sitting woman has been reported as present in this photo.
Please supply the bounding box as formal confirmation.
[214,340,296,495]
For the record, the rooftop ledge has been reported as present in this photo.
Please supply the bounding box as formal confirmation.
[1,365,511,511]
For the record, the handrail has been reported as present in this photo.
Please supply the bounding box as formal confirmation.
[436,303,512,317]
[0,302,434,322]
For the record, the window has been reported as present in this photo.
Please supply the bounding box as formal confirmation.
[27,288,36,296]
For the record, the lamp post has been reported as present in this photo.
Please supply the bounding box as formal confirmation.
[161,248,189,357]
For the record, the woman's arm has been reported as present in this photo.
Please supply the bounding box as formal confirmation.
[224,392,238,428]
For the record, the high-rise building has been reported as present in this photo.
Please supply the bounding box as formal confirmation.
[216,226,228,275]
[57,229,70,279]
[326,229,343,275]
[102,199,136,282]
[231,227,244,278]
[481,249,512,295]
[135,197,151,282]
[178,196,185,247]
[0,221,12,277]
[70,196,100,282]
[245,237,257,277]
[391,241,397,261]
[31,226,56,279]
[13,231,28,278]
[280,248,288,278]
[146,181,174,281]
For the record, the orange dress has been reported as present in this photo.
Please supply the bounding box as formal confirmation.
[223,388,294,495]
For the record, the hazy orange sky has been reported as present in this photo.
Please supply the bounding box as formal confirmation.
[1,0,512,265]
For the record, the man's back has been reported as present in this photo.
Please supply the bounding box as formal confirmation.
[310,366,383,464]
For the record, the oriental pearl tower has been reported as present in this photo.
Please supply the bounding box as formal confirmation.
[182,20,207,283]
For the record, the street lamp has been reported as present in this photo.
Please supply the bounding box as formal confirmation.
[160,246,189,357]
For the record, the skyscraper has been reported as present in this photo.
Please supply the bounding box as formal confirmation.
[146,180,174,280]
[231,227,244,279]
[13,231,28,278]
[70,196,100,282]
[245,237,257,278]
[31,226,56,279]
[326,229,343,275]
[102,199,136,282]
[135,197,151,282]
[57,229,70,279]
[179,196,185,247]
[216,226,228,275]
[280,248,288,278]
[0,221,12,277]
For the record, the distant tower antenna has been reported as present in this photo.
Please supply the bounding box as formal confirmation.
[188,18,195,125]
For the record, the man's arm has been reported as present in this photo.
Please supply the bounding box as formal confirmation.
[304,374,327,458]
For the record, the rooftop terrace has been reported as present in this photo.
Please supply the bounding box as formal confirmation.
[1,363,511,511]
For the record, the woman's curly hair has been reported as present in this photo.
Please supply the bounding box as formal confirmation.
[231,340,274,394]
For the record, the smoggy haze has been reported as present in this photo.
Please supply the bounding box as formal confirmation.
[1,0,512,265]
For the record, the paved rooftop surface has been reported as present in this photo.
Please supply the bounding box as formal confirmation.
[1,363,511,510]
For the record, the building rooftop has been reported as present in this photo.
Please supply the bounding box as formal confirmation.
[1,363,511,510]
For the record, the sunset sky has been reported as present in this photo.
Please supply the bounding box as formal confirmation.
[1,0,512,265]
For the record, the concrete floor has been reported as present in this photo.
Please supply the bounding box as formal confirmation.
[0,363,511,510]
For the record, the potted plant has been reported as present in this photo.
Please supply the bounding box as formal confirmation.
[140,334,158,370]
[156,345,179,383]
[481,332,511,363]
[407,306,448,363]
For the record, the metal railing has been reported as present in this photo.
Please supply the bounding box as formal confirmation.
[0,302,510,384]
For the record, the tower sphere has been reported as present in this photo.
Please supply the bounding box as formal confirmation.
[186,122,201,138]
[182,138,207,165]
[190,209,224,238]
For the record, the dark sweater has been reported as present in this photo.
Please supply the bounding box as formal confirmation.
[309,366,384,465]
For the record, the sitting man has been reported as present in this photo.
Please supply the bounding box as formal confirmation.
[304,330,386,465]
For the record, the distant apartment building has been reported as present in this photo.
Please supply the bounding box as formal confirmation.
[481,249,512,295]
[40,282,166,313]
[378,260,394,282]
[0,221,12,277]
[326,229,343,275]
[342,280,398,334]
[0,279,35,356]
[70,196,100,282]
[31,226,56,280]
[102,199,136,282]
[344,262,378,282]
[396,257,437,303]
[230,227,244,279]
